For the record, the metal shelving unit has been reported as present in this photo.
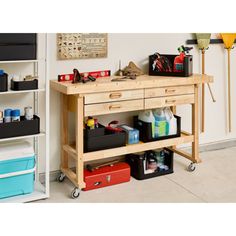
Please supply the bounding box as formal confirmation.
[0,34,49,203]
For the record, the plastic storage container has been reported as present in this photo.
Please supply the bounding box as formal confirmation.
[126,148,173,180]
[0,33,37,61]
[0,141,35,199]
[0,115,40,139]
[149,54,193,77]
[84,124,126,152]
[0,72,8,92]
[11,79,38,91]
[133,115,181,142]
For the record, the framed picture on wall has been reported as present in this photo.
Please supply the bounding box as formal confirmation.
[57,33,108,60]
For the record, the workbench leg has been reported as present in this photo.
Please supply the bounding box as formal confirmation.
[61,94,69,170]
[75,96,86,189]
[192,84,201,163]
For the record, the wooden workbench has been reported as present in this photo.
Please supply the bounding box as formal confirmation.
[51,74,213,198]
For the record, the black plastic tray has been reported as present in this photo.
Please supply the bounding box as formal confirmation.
[0,115,40,139]
[133,115,181,143]
[149,54,193,77]
[11,79,38,91]
[84,129,126,153]
[126,148,173,180]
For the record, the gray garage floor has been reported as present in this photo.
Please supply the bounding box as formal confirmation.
[38,147,236,203]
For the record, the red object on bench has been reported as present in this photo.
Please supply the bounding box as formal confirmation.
[58,70,111,82]
[83,162,130,191]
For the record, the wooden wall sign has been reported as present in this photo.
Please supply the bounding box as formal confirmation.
[57,33,108,60]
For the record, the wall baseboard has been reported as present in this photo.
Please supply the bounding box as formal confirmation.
[40,139,236,183]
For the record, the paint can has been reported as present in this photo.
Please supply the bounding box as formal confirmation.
[4,109,12,123]
[24,106,33,120]
[11,109,20,122]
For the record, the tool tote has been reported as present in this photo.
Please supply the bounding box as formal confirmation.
[0,141,35,199]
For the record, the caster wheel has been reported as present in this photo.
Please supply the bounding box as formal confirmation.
[187,162,196,172]
[57,173,66,182]
[71,188,81,199]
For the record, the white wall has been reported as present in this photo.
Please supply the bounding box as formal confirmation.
[47,33,236,171]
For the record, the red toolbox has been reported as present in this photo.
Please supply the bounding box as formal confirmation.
[83,162,130,191]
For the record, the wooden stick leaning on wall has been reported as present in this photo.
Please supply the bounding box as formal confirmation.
[227,48,231,132]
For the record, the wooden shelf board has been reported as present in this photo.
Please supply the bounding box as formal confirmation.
[50,74,214,95]
[79,132,194,162]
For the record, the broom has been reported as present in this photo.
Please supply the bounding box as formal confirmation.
[196,33,216,133]
[221,33,236,132]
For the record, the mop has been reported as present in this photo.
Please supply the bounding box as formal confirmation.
[221,33,236,132]
[196,33,216,133]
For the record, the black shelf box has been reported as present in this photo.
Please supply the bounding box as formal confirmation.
[0,33,37,61]
[126,148,174,180]
[149,54,193,77]
[133,115,181,143]
[84,123,105,138]
[11,79,38,91]
[84,125,126,153]
[0,115,40,139]
[0,73,8,92]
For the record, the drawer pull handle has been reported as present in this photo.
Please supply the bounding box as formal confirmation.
[165,99,176,104]
[109,93,122,99]
[109,105,121,110]
[165,89,176,93]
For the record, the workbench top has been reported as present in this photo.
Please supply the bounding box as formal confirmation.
[50,74,213,95]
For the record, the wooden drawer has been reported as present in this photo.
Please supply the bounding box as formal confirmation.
[145,85,194,98]
[85,99,144,116]
[84,89,144,104]
[145,94,194,109]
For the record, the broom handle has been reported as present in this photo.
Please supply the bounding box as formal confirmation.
[202,50,216,102]
[228,48,232,132]
[201,50,205,133]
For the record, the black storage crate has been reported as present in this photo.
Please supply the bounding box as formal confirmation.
[126,148,173,180]
[149,54,193,77]
[84,123,105,138]
[0,115,40,139]
[84,125,126,153]
[11,79,38,91]
[0,33,37,61]
[133,115,181,143]
[0,73,8,92]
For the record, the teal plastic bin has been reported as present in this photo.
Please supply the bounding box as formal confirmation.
[0,141,35,199]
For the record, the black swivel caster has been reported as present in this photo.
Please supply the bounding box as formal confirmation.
[71,188,81,199]
[57,172,66,182]
[187,162,196,172]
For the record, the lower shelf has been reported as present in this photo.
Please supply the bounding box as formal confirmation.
[0,132,45,142]
[0,182,48,203]
[63,131,194,162]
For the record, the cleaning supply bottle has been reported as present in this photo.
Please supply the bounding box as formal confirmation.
[138,110,155,138]
[153,108,167,137]
[164,107,177,135]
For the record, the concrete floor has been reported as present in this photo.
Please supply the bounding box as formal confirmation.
[39,147,236,203]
